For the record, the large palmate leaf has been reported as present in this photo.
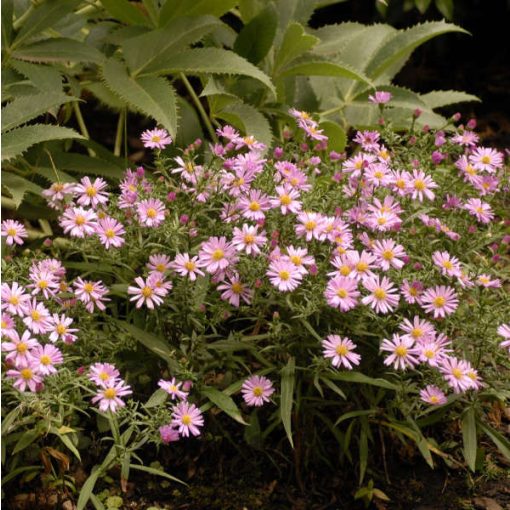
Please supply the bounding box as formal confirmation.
[122,16,222,76]
[140,48,276,97]
[1,172,43,208]
[159,0,238,25]
[274,22,319,72]
[12,38,104,64]
[102,58,178,137]
[1,124,85,162]
[9,60,63,92]
[100,0,150,26]
[421,90,480,109]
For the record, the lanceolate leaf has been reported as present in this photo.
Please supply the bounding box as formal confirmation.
[462,408,477,471]
[420,90,480,109]
[12,38,105,64]
[159,0,238,24]
[1,92,77,132]
[201,386,247,425]
[327,371,398,390]
[274,22,319,72]
[122,16,223,76]
[102,58,178,137]
[280,357,296,448]
[142,48,276,97]
[1,173,43,208]
[9,60,63,92]
[1,124,84,162]
[478,420,510,462]
[100,0,149,26]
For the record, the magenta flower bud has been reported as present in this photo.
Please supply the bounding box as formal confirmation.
[413,108,422,118]
[35,382,45,393]
[422,125,430,133]
[467,118,477,129]
[378,117,385,126]
[76,366,85,375]
[335,207,343,216]
[136,166,145,178]
[271,230,280,239]
[223,159,234,170]
[272,311,280,320]
[270,239,279,249]
[435,131,446,146]
[255,279,263,288]
[492,255,501,263]
[167,191,177,202]
[309,264,318,275]
[182,380,193,392]
[222,311,231,320]
[452,112,461,122]
[43,238,53,247]
[502,235,510,244]
[329,151,342,161]
[300,143,309,152]
[468,225,477,234]
[332,172,342,182]
[273,147,284,159]
[225,142,235,151]
[179,214,189,224]
[194,138,202,147]
[198,304,206,313]
[314,140,328,151]
[408,136,417,145]
[490,243,499,252]
[309,156,321,166]
[413,262,423,271]
[402,255,410,264]
[411,159,420,168]
[431,151,445,164]
[212,143,225,156]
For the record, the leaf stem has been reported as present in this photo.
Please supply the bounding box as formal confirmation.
[179,73,217,143]
[114,109,125,157]
[73,102,95,157]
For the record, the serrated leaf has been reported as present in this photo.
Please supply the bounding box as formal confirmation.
[45,152,125,180]
[234,4,277,65]
[274,22,319,71]
[280,357,295,448]
[10,60,63,92]
[85,82,126,110]
[102,58,178,137]
[275,0,315,44]
[462,408,477,471]
[12,38,104,63]
[420,90,480,109]
[12,0,81,49]
[1,173,44,208]
[100,0,149,26]
[1,92,77,132]
[1,124,84,162]
[159,0,238,24]
[311,22,368,56]
[201,386,247,425]
[142,48,276,97]
[145,388,168,408]
[122,16,222,76]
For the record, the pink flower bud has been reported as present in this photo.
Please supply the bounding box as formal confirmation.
[273,147,284,159]
[467,118,477,129]
[167,191,177,202]
[179,214,189,224]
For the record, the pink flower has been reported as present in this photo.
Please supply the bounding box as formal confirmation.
[354,130,381,151]
[73,278,109,312]
[409,169,437,202]
[31,344,63,375]
[137,199,166,227]
[368,91,392,104]
[147,254,172,275]
[432,251,462,278]
[399,316,436,344]
[476,274,501,288]
[217,275,253,307]
[2,330,39,366]
[6,363,43,392]
[400,279,424,304]
[48,314,78,343]
[128,276,168,309]
[232,224,267,256]
[27,269,60,299]
[389,170,411,196]
[198,236,237,275]
[171,253,204,281]
[59,207,98,237]
[42,182,75,209]
[95,216,125,249]
[1,220,27,246]
[295,212,326,241]
[1,282,31,316]
[322,335,361,369]
[439,357,472,393]
[420,286,459,318]
[158,378,188,401]
[74,177,109,209]
[171,401,204,437]
[417,333,451,367]
[92,379,133,413]
[1,313,16,339]
[22,299,52,334]
[380,334,420,371]
[464,198,494,223]
[241,375,275,406]
[141,128,172,149]
[284,246,316,275]
[497,324,510,353]
[362,276,400,314]
[469,147,503,172]
[238,189,271,221]
[89,362,120,387]
[420,385,447,405]
[324,276,360,311]
[372,239,406,271]
[266,259,303,292]
[271,184,302,215]
[345,250,378,282]
[159,424,180,444]
[301,122,328,142]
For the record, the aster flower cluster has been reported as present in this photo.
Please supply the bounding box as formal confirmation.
[89,362,132,413]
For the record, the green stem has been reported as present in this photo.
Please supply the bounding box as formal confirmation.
[179,73,217,143]
[73,102,95,157]
[320,103,345,118]
[12,2,36,31]
[114,109,125,157]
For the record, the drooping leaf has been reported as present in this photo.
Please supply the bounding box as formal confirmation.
[128,464,185,485]
[201,386,247,425]
[122,16,222,76]
[159,0,238,24]
[99,0,149,26]
[478,421,510,462]
[102,58,178,137]
[420,90,480,109]
[274,22,319,72]
[280,357,296,448]
[12,38,105,63]
[1,124,84,162]
[12,429,41,454]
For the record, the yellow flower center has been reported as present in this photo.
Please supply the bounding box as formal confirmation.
[1,320,7,328]
[356,262,368,272]
[56,324,67,335]
[104,388,117,399]
[86,186,97,197]
[9,296,19,305]
[253,386,263,397]
[75,215,86,226]
[452,368,463,379]
[339,265,351,276]
[355,160,363,169]
[336,288,348,298]
[151,135,161,143]
[478,276,490,284]
[141,286,153,298]
[442,260,453,270]
[212,249,224,261]
[169,385,178,392]
[481,155,491,164]
[382,250,394,261]
[38,280,49,289]
[7,227,17,236]
[83,283,94,294]
[146,208,157,219]
[395,346,408,357]
[53,183,64,192]
[374,171,384,179]
[433,296,446,307]
[234,177,245,186]
[16,343,28,353]
[466,165,476,175]
[156,263,166,272]
[31,310,41,321]
[244,234,255,244]
[377,217,387,225]
[21,368,33,380]
[396,179,406,189]
[374,288,386,300]
[304,221,316,231]
[231,282,244,294]
[278,270,290,281]
[336,344,348,356]
[290,177,299,186]
[414,179,425,191]
[280,194,292,205]
[411,328,423,339]
[184,261,196,271]
[424,349,435,359]
[290,255,302,266]
[105,229,115,239]
[429,395,439,403]
[99,372,109,381]
[249,201,261,212]
[181,414,192,425]
[409,287,418,296]
[40,355,51,365]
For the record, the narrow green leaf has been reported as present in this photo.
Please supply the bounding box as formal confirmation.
[102,58,178,137]
[159,0,237,24]
[46,152,125,180]
[359,417,369,483]
[1,124,84,161]
[275,22,319,71]
[49,428,81,462]
[326,371,398,390]
[12,429,41,454]
[100,0,149,26]
[76,468,102,510]
[2,172,43,208]
[462,408,477,471]
[12,38,104,64]
[1,466,42,486]
[145,388,168,409]
[280,357,296,448]
[420,90,480,109]
[319,376,346,399]
[129,464,186,485]
[334,409,376,427]
[201,386,247,425]
[478,421,510,462]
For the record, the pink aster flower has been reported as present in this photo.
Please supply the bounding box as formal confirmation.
[89,362,120,387]
[469,147,503,172]
[328,255,354,279]
[284,246,316,275]
[301,122,328,142]
[420,285,459,318]
[137,199,166,227]
[372,239,406,271]
[31,344,63,376]
[368,91,392,104]
[198,236,237,275]
[409,169,437,202]
[238,189,272,221]
[1,313,16,339]
[324,276,360,311]
[380,334,420,371]
[60,207,98,237]
[6,363,43,392]
[170,253,204,281]
[451,131,479,147]
[2,329,39,366]
[75,177,109,209]
[439,357,472,393]
[362,275,400,314]
[141,128,172,150]
[271,184,302,215]
[365,162,392,187]
[158,378,188,401]
[159,424,180,444]
[1,220,28,246]
[497,324,510,353]
[128,276,167,309]
[42,182,75,210]
[232,224,267,256]
[432,251,462,278]
[464,198,494,223]
[95,216,125,249]
[353,130,381,151]
[420,385,447,405]
[400,279,424,304]
[267,259,303,292]
[241,375,275,407]
[322,335,361,369]
[171,401,204,437]
[399,316,436,344]
[295,212,326,241]
[92,379,133,413]
[476,274,501,288]
[417,333,452,367]
[48,314,78,343]
[146,254,171,276]
[1,282,31,316]
[22,299,51,334]
[27,269,60,299]
[73,278,109,312]
[217,275,253,307]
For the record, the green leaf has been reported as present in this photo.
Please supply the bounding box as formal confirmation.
[275,22,319,71]
[12,38,104,64]
[122,16,222,76]
[175,97,204,147]
[49,427,81,462]
[102,58,178,137]
[415,0,432,14]
[280,357,296,448]
[435,0,454,19]
[85,82,126,110]
[326,371,398,390]
[159,0,237,24]
[1,124,84,161]
[214,102,273,150]
[478,421,510,462]
[1,172,42,208]
[318,120,346,152]
[334,409,376,427]
[1,466,42,487]
[100,0,149,26]
[1,92,77,132]
[366,21,468,80]
[129,464,185,485]
[12,429,41,454]
[12,0,82,49]
[201,386,247,425]
[359,417,369,483]
[462,408,477,471]
[9,60,63,92]
[143,48,276,97]
[145,388,168,408]
[76,468,102,510]
[2,0,13,48]
[420,90,480,109]
[234,4,278,65]
[319,376,346,399]
[45,152,125,180]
